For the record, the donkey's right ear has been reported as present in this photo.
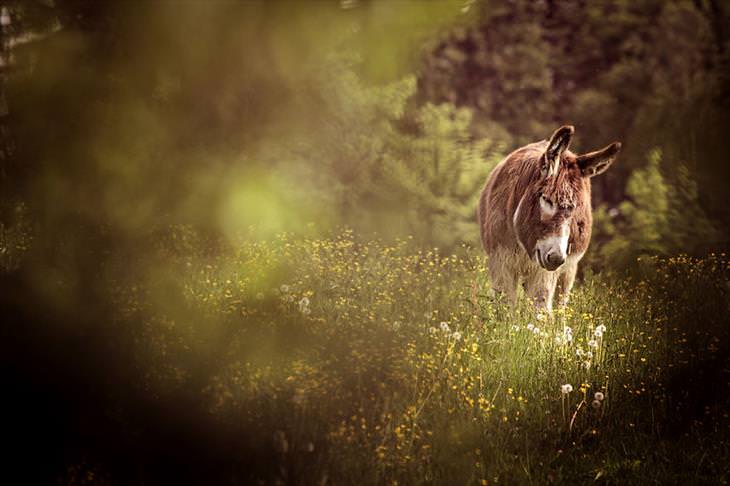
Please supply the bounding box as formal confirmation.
[542,125,574,178]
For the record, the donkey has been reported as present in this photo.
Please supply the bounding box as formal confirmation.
[477,125,621,312]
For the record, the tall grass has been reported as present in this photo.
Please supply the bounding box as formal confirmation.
[114,229,730,484]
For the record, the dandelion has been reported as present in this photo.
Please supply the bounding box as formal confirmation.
[561,384,573,394]
[526,323,534,331]
[594,328,603,338]
[511,324,520,332]
[532,326,540,335]
[592,400,601,409]
[586,350,593,359]
[440,321,451,333]
[452,331,462,341]
[588,339,598,348]
[596,324,607,333]
[594,391,605,401]
[576,348,584,357]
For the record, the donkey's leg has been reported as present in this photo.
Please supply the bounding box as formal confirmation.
[555,262,578,308]
[524,268,559,314]
[487,251,518,305]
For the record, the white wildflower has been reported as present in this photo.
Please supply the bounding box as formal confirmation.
[594,391,605,401]
[588,339,598,348]
[526,323,535,331]
[298,297,310,313]
[511,324,520,332]
[596,324,607,333]
[532,326,540,335]
[592,400,601,409]
[452,331,462,341]
[576,348,584,357]
[594,328,603,338]
[440,321,451,333]
[586,350,593,359]
[561,384,573,394]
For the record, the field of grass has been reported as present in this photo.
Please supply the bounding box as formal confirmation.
[91,229,730,484]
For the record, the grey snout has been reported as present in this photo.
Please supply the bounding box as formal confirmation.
[544,251,565,271]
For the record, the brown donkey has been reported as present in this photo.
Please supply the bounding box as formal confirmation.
[477,126,621,312]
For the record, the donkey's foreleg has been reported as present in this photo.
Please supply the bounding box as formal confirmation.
[555,262,578,308]
[487,254,518,305]
[524,269,559,314]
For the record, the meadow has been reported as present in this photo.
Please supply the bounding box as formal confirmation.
[101,229,730,484]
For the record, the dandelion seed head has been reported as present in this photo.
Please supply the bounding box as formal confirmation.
[592,400,601,409]
[588,339,598,348]
[440,321,451,333]
[594,392,605,401]
[526,323,534,331]
[561,384,573,394]
[452,331,462,341]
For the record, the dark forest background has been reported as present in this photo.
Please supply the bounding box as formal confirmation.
[1,1,730,484]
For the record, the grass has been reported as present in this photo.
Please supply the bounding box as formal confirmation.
[79,229,730,484]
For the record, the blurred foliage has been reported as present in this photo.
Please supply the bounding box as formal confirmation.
[587,149,722,269]
[1,0,729,267]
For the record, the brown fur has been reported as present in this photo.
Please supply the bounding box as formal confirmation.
[477,127,620,311]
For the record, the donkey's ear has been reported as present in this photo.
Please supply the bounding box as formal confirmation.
[542,125,574,178]
[577,142,621,178]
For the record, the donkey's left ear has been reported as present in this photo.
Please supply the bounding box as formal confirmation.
[577,142,621,178]
[542,125,574,178]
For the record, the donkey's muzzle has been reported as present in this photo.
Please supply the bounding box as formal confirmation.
[544,251,565,271]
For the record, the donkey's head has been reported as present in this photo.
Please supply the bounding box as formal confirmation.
[514,125,621,271]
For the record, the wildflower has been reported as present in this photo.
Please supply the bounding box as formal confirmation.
[594,392,605,401]
[576,348,584,357]
[586,350,593,359]
[452,331,462,341]
[298,297,310,314]
[588,339,598,348]
[440,321,451,333]
[511,324,520,332]
[532,326,540,335]
[596,324,607,333]
[280,284,290,294]
[594,328,603,338]
[561,384,573,394]
[429,326,437,335]
[592,400,601,409]
[526,323,534,331]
